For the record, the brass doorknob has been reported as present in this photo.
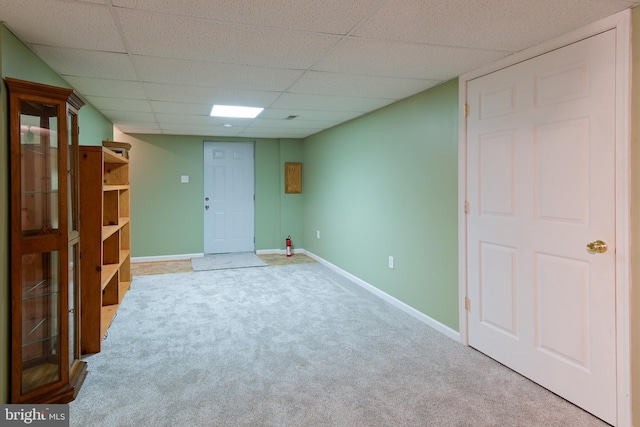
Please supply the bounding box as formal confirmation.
[586,240,608,254]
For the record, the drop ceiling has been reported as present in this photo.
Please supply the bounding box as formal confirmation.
[1,0,638,138]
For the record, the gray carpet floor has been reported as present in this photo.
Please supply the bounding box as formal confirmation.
[70,263,608,426]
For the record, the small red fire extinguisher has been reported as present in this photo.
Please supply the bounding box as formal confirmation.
[286,236,292,257]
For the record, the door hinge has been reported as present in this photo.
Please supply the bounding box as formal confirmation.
[464,200,470,215]
[465,297,471,312]
[464,103,469,117]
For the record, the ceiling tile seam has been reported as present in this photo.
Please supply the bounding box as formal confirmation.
[130,63,445,97]
[140,83,284,98]
[284,91,399,102]
[262,8,384,102]
[25,42,127,55]
[104,4,348,131]
[110,3,354,38]
[59,73,140,84]
[100,1,392,116]
[60,66,308,98]
[145,92,279,104]
[337,34,517,55]
[341,0,391,37]
[128,53,309,73]
[139,82,400,103]
[27,39,450,92]
[105,0,162,128]
[254,1,391,117]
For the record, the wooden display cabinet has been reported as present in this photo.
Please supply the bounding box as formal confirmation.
[79,144,131,354]
[7,78,87,403]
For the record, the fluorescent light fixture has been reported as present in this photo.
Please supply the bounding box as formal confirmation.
[210,104,264,118]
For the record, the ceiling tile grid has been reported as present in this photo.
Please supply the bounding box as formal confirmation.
[111,0,384,34]
[1,0,639,138]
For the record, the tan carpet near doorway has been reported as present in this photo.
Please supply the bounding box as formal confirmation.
[258,253,317,266]
[131,253,315,276]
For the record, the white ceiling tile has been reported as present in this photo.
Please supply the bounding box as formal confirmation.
[133,56,304,91]
[64,76,146,99]
[85,96,151,112]
[113,0,381,34]
[159,125,243,137]
[29,45,138,80]
[149,101,215,115]
[158,122,236,133]
[115,123,161,134]
[143,83,280,106]
[153,115,260,134]
[2,0,124,51]
[290,71,441,99]
[354,0,636,51]
[153,114,233,126]
[258,109,365,123]
[2,0,634,138]
[248,118,341,130]
[100,111,157,123]
[116,8,341,68]
[314,38,510,80]
[273,93,394,112]
[239,128,317,138]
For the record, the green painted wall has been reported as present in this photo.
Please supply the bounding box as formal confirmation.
[280,139,304,251]
[303,79,459,330]
[0,25,113,403]
[256,139,282,251]
[112,131,304,257]
[1,27,112,147]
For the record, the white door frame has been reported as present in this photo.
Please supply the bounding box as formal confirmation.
[458,10,631,426]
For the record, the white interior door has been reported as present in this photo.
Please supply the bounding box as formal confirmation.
[203,142,255,254]
[466,31,616,424]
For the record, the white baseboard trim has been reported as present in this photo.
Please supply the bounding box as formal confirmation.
[134,249,305,261]
[256,248,305,255]
[131,253,203,263]
[302,249,460,342]
[256,249,281,255]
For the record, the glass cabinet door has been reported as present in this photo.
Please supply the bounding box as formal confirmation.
[68,108,79,236]
[8,78,87,404]
[20,251,61,394]
[17,98,65,396]
[68,243,80,371]
[19,101,59,236]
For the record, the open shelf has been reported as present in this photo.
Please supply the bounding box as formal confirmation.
[100,304,119,339]
[79,143,131,355]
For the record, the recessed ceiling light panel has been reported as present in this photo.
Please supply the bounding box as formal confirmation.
[210,104,264,118]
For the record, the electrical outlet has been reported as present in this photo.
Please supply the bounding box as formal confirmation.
[181,175,189,183]
[388,256,394,269]
[317,230,320,239]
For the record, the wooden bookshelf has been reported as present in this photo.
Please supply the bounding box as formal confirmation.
[79,145,132,354]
